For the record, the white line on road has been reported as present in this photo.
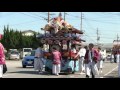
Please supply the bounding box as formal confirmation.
[100,66,118,78]
[104,66,118,76]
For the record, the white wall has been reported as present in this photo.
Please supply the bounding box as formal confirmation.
[22,32,34,36]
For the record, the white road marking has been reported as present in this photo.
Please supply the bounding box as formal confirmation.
[103,66,118,76]
[3,73,16,77]
[99,63,118,78]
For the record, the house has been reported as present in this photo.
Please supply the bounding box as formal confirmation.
[22,30,36,36]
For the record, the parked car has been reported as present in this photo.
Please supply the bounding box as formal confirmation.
[106,55,111,61]
[22,50,36,68]
[8,51,20,60]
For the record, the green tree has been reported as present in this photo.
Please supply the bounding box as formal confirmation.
[1,25,40,50]
[32,33,39,49]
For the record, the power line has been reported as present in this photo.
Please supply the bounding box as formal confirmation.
[85,35,114,40]
[66,13,80,19]
[0,20,44,28]
[84,18,120,37]
[19,12,44,20]
[20,12,56,23]
[67,13,119,24]
[80,14,118,43]
[84,18,119,25]
[37,12,56,15]
[9,20,42,26]
[87,12,118,19]
[84,19,96,30]
[84,33,97,43]
[0,12,17,18]
[26,12,48,21]
[65,12,84,30]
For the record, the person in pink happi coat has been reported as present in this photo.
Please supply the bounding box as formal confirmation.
[52,47,62,76]
[0,42,6,78]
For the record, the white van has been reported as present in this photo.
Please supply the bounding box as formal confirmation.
[20,48,32,59]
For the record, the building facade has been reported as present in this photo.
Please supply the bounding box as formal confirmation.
[22,30,36,36]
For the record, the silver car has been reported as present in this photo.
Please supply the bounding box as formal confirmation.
[8,51,20,60]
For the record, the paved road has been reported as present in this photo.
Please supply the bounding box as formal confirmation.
[2,60,119,78]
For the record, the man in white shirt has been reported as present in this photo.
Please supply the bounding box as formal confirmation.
[75,45,86,74]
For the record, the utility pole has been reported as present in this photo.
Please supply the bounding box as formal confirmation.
[64,12,66,21]
[45,12,50,36]
[59,12,62,17]
[97,28,100,46]
[48,12,50,23]
[117,34,119,45]
[81,12,82,30]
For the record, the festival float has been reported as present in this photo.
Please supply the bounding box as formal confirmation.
[37,13,85,74]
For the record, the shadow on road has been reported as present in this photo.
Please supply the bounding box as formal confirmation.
[8,71,50,75]
[8,71,70,76]
[16,67,34,69]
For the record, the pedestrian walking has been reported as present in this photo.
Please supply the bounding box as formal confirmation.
[97,47,104,73]
[52,47,62,76]
[116,52,119,63]
[34,43,44,74]
[74,45,86,74]
[118,49,120,77]
[110,54,114,63]
[118,54,120,77]
[84,43,99,78]
[118,56,120,78]
[0,42,6,78]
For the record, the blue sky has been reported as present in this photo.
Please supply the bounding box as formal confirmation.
[0,12,120,44]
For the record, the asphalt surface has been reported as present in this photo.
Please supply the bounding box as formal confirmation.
[2,60,119,78]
